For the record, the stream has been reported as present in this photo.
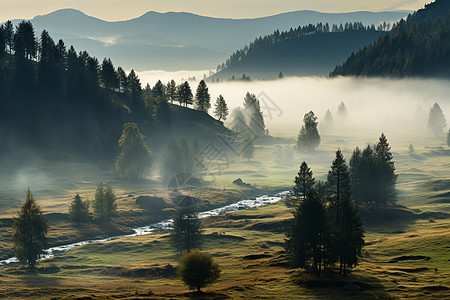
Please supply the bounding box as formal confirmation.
[0,191,290,267]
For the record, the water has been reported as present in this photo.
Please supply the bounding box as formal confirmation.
[0,191,289,266]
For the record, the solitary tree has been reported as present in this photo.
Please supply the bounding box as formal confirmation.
[213,95,229,121]
[116,122,152,180]
[171,207,203,253]
[178,250,221,293]
[195,80,211,112]
[93,183,117,223]
[243,92,266,136]
[297,111,321,151]
[374,133,397,207]
[428,102,446,136]
[12,189,49,269]
[293,161,315,198]
[69,193,90,223]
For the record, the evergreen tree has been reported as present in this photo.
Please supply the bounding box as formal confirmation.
[194,79,211,112]
[166,79,177,103]
[69,193,90,223]
[116,122,152,180]
[12,189,49,269]
[340,198,364,273]
[117,66,127,93]
[243,92,265,136]
[101,58,118,90]
[177,81,193,107]
[152,80,165,98]
[171,207,203,253]
[349,147,362,205]
[428,102,447,136]
[177,250,221,293]
[375,133,397,207]
[293,161,315,198]
[3,20,13,57]
[297,111,321,151]
[93,183,117,223]
[213,95,229,121]
[0,25,5,59]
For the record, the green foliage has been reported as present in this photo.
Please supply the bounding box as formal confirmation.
[177,249,221,292]
[297,111,321,151]
[213,95,229,121]
[194,80,211,112]
[428,102,447,136]
[93,183,117,223]
[69,193,90,223]
[293,161,315,198]
[116,122,152,180]
[171,208,203,254]
[12,189,49,269]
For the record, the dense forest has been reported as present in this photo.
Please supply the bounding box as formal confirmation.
[331,0,450,77]
[211,22,388,79]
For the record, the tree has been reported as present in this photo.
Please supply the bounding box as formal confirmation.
[285,188,328,275]
[93,183,117,223]
[100,58,118,90]
[177,250,221,292]
[340,198,364,273]
[297,111,321,151]
[293,161,315,198]
[177,81,193,107]
[152,80,165,98]
[0,25,5,59]
[243,92,265,136]
[12,189,49,269]
[337,102,348,117]
[4,20,13,57]
[116,122,152,180]
[117,66,127,93]
[374,133,397,207]
[447,130,450,147]
[349,147,362,205]
[69,193,90,223]
[195,80,211,112]
[160,138,200,181]
[213,95,229,121]
[127,69,142,107]
[428,102,447,136]
[171,207,203,253]
[166,79,177,103]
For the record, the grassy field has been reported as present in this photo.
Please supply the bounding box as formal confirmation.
[0,133,449,299]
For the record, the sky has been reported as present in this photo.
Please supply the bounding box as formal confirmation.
[1,0,430,22]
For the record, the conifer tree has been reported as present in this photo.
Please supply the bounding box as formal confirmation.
[166,79,177,103]
[101,58,118,90]
[243,92,265,136]
[428,102,447,136]
[213,95,229,121]
[69,193,90,223]
[194,79,211,112]
[297,111,320,151]
[293,161,315,198]
[177,81,193,107]
[171,207,203,253]
[93,183,117,223]
[375,133,397,207]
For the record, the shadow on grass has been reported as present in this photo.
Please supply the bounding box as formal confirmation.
[182,291,230,299]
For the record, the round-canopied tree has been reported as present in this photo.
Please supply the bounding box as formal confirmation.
[178,250,221,292]
[116,122,152,180]
[297,111,321,151]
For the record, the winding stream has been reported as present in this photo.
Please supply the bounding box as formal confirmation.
[0,191,289,267]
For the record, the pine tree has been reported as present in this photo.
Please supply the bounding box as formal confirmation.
[297,111,321,151]
[152,80,165,98]
[0,25,5,59]
[243,92,265,136]
[117,67,127,93]
[349,147,362,205]
[93,183,117,223]
[166,79,177,103]
[177,81,193,107]
[375,133,397,207]
[12,189,49,269]
[171,207,203,253]
[101,58,118,90]
[69,193,90,223]
[116,122,152,180]
[428,102,447,136]
[213,95,229,121]
[293,161,315,198]
[195,79,211,112]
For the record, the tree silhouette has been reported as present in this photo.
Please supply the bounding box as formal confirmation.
[428,102,447,136]
[195,80,211,112]
[177,81,193,107]
[12,189,49,269]
[93,183,117,223]
[177,250,221,292]
[166,79,177,103]
[69,193,90,223]
[171,207,203,253]
[293,161,315,198]
[243,92,265,136]
[297,111,321,151]
[116,122,152,180]
[101,58,118,91]
[213,95,229,121]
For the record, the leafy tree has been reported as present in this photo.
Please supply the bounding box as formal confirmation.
[171,207,203,253]
[213,95,229,121]
[166,79,177,103]
[69,193,90,223]
[195,80,211,112]
[285,189,328,275]
[12,189,49,269]
[177,250,221,292]
[177,81,193,107]
[297,111,321,151]
[243,92,265,136]
[293,161,315,198]
[428,102,447,136]
[93,183,117,223]
[116,122,152,180]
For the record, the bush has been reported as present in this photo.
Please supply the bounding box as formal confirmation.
[177,250,221,292]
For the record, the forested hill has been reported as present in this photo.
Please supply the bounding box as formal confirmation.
[0,22,227,160]
[330,0,450,77]
[209,23,386,80]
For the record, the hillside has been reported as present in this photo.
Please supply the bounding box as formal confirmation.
[210,23,385,80]
[331,0,450,77]
[12,9,409,70]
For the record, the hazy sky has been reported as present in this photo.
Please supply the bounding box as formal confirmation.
[1,0,430,22]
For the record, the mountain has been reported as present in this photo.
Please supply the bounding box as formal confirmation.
[210,23,386,80]
[14,9,409,71]
[330,0,450,77]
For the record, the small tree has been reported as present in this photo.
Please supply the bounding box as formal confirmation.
[93,183,117,223]
[428,102,446,136]
[171,207,203,253]
[243,92,265,136]
[177,81,193,107]
[69,193,89,223]
[116,122,152,180]
[297,111,321,151]
[178,250,221,293]
[213,95,229,121]
[166,79,177,103]
[195,80,211,112]
[12,189,49,269]
[293,161,315,198]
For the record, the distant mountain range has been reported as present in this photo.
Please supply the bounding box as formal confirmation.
[331,0,450,77]
[13,9,409,71]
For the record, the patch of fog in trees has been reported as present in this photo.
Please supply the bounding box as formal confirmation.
[204,77,450,143]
